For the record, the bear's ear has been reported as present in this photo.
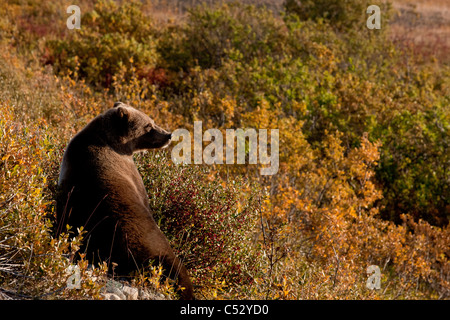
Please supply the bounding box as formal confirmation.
[113,101,124,108]
[116,106,129,121]
[113,106,129,136]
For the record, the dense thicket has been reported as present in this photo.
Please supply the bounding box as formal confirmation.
[1,0,448,299]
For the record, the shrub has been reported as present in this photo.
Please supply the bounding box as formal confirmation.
[375,109,450,226]
[136,151,261,294]
[158,3,287,70]
[46,0,158,88]
[284,0,392,32]
[0,101,107,299]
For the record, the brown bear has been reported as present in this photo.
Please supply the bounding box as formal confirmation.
[56,102,194,299]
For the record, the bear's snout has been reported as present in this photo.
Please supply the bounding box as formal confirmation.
[153,127,172,141]
[135,126,172,150]
[156,130,172,149]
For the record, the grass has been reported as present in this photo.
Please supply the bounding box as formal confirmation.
[390,0,450,62]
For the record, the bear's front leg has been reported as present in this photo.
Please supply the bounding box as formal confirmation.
[143,223,195,300]
[120,210,195,300]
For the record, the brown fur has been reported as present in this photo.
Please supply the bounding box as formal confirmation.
[56,102,194,299]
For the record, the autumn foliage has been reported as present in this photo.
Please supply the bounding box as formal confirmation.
[0,0,449,299]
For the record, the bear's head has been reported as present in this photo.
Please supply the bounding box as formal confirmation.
[102,102,172,154]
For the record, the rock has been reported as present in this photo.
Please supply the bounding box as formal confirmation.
[100,278,168,300]
[138,287,167,300]
[102,293,122,300]
[101,279,126,300]
[122,285,139,300]
[138,288,151,300]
